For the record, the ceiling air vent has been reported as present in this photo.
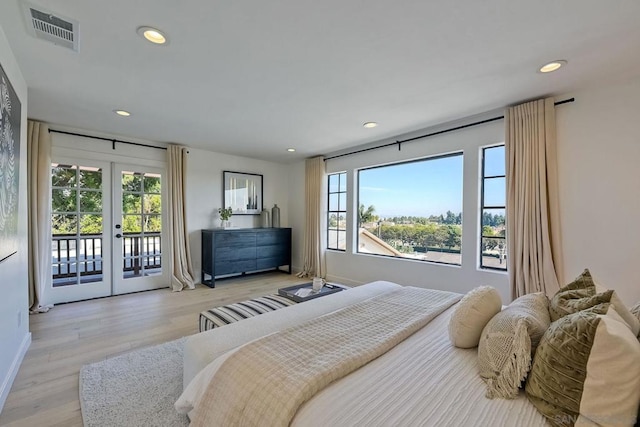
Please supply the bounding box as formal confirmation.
[22,2,79,52]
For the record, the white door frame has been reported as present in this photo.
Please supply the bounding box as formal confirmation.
[47,156,112,304]
[111,162,169,295]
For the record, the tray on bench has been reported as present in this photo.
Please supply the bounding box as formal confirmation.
[278,282,346,302]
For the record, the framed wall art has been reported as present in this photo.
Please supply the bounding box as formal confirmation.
[223,171,263,215]
[0,62,21,263]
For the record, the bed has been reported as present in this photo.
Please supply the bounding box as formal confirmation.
[178,279,640,426]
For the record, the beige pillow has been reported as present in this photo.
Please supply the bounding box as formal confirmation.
[448,286,502,348]
[478,292,550,399]
[526,304,640,426]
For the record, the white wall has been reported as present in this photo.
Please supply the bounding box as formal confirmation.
[186,148,292,282]
[556,75,640,304]
[0,25,29,412]
[290,118,511,301]
[289,76,640,306]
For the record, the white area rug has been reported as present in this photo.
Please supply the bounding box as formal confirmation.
[79,337,190,427]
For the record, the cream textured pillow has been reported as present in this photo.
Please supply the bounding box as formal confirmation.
[526,304,640,426]
[448,286,502,348]
[478,292,550,399]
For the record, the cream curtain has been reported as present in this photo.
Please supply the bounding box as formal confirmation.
[506,98,564,299]
[167,144,195,291]
[297,156,327,278]
[27,120,53,313]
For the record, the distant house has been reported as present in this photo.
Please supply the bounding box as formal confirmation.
[358,228,402,257]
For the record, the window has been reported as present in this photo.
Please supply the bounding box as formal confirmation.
[357,153,463,265]
[327,172,347,250]
[480,145,506,270]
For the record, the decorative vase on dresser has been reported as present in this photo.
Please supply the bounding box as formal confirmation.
[201,228,292,287]
[271,204,281,228]
[261,209,271,228]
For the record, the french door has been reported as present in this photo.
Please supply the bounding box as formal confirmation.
[48,158,168,304]
[112,163,167,295]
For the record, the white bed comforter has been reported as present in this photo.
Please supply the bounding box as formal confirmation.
[290,303,548,426]
[179,282,549,426]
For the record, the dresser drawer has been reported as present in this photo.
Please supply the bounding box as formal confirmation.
[215,246,256,262]
[214,232,256,248]
[215,260,258,276]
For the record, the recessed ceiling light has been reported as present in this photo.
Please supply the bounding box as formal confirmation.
[114,110,131,117]
[286,148,296,152]
[363,122,378,128]
[539,60,567,73]
[137,26,168,45]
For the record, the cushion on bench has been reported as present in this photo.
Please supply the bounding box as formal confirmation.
[199,295,298,332]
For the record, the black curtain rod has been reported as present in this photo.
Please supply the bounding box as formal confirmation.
[48,129,167,151]
[324,97,575,161]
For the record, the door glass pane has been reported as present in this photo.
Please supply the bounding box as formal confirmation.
[51,163,104,287]
[80,214,103,234]
[120,170,162,280]
[80,190,102,212]
[143,174,161,193]
[79,167,102,189]
[144,194,161,214]
[52,189,77,212]
[123,215,142,233]
[123,194,142,214]
[143,215,162,232]
[122,172,142,192]
[51,165,77,187]
[52,213,78,234]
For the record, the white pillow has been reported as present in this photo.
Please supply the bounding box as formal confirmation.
[448,286,502,348]
[594,282,640,336]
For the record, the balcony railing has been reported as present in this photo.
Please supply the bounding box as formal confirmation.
[52,232,161,286]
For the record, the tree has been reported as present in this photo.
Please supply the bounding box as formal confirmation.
[358,204,377,224]
[444,225,462,249]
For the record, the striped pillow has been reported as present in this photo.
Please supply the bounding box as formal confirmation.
[199,295,297,332]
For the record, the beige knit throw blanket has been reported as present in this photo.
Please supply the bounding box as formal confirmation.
[190,287,461,427]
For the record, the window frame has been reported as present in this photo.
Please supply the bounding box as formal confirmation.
[479,144,507,271]
[327,172,347,251]
[356,152,464,266]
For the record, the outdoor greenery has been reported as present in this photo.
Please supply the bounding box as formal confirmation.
[51,166,162,235]
[358,204,378,223]
[356,206,506,255]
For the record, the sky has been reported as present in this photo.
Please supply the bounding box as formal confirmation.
[354,146,505,218]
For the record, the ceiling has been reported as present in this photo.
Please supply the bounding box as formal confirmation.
[1,1,639,163]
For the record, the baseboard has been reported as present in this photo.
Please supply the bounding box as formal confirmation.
[0,332,31,414]
[325,274,365,287]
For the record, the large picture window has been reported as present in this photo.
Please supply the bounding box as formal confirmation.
[327,172,347,250]
[357,153,463,265]
[480,145,506,270]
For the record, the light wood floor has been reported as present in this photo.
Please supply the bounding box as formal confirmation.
[0,272,306,427]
